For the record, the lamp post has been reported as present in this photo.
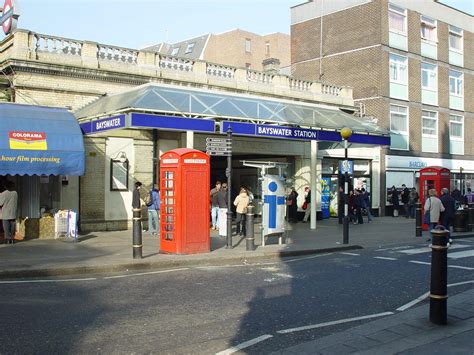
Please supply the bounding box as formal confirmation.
[341,127,352,244]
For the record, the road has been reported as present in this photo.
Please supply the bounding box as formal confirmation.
[1,238,473,354]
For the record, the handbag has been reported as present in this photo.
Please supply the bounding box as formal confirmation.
[423,197,431,224]
[302,201,308,210]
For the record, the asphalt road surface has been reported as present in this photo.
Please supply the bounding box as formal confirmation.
[1,239,474,354]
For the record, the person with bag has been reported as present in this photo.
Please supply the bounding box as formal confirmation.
[424,189,444,241]
[147,184,160,237]
[0,181,18,245]
[286,187,298,223]
[233,187,249,236]
[302,187,311,223]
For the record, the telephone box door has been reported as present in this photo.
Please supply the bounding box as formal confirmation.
[160,168,177,253]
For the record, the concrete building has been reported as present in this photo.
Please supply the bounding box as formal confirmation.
[291,0,473,214]
[143,29,291,72]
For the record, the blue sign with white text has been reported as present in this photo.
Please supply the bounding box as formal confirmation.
[321,177,331,219]
[339,160,353,174]
[80,115,126,135]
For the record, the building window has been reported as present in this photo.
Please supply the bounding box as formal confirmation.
[449,70,463,96]
[265,41,270,56]
[390,105,408,150]
[449,114,464,155]
[389,54,407,84]
[422,110,437,137]
[245,38,251,53]
[449,25,463,52]
[421,16,437,42]
[171,47,179,56]
[185,43,195,54]
[388,3,406,33]
[421,63,437,91]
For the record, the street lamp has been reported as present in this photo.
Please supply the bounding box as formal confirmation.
[341,127,352,245]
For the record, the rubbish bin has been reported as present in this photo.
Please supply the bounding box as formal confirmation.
[453,208,468,232]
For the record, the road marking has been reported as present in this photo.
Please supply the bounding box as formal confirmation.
[448,265,474,271]
[276,312,394,334]
[409,260,431,265]
[373,256,397,261]
[396,291,430,311]
[0,277,97,284]
[400,244,470,255]
[448,250,474,259]
[448,280,474,287]
[284,253,332,263]
[103,268,189,279]
[215,334,273,355]
[340,252,360,256]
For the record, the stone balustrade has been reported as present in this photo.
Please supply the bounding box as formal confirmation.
[0,30,354,106]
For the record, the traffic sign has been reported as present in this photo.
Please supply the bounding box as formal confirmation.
[206,136,232,156]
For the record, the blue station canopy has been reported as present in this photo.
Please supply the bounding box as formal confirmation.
[0,103,85,176]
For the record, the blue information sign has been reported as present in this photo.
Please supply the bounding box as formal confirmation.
[131,113,215,132]
[80,115,126,135]
[321,177,331,219]
[339,160,353,174]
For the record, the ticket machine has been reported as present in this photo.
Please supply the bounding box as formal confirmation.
[159,148,210,254]
[419,166,450,230]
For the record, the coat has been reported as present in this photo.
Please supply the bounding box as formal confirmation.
[234,193,249,214]
[0,190,18,220]
[440,194,456,220]
[424,196,445,224]
[216,189,228,208]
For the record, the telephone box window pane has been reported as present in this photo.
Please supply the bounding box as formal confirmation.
[165,190,174,196]
[165,206,174,214]
[164,232,173,240]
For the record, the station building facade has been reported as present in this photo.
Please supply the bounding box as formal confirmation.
[291,0,473,213]
[0,29,388,232]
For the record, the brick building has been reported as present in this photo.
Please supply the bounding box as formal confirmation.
[291,0,473,214]
[143,29,291,72]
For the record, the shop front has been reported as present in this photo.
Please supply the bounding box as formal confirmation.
[0,103,85,239]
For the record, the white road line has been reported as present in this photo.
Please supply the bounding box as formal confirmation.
[448,250,474,259]
[340,252,360,256]
[409,260,431,265]
[448,265,474,271]
[401,244,470,255]
[284,253,333,263]
[276,312,394,334]
[103,268,189,279]
[215,334,273,355]
[373,256,397,261]
[0,277,97,284]
[396,291,430,311]
[448,280,474,287]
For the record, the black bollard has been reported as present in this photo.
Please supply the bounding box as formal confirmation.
[430,227,449,325]
[245,205,255,251]
[132,208,143,259]
[468,203,474,232]
[415,202,422,237]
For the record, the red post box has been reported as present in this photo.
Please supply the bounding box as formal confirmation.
[419,166,450,230]
[159,148,210,254]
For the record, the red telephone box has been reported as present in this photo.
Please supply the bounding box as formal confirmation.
[419,166,450,230]
[159,148,210,254]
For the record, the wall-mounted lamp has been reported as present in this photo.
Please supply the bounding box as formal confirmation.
[114,151,128,163]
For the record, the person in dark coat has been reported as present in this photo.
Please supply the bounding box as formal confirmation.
[451,188,464,206]
[440,187,456,234]
[132,181,142,209]
[390,186,400,217]
[287,187,298,223]
[353,189,364,225]
[401,184,410,218]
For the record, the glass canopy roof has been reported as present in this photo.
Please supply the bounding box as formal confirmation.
[75,83,388,136]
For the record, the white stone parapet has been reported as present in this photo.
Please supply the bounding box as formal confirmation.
[1,30,354,106]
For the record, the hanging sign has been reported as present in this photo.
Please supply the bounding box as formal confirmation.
[1,0,19,35]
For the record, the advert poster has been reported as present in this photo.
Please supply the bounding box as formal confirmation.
[321,177,331,219]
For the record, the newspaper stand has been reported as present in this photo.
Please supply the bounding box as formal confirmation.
[54,210,78,240]
[159,148,210,254]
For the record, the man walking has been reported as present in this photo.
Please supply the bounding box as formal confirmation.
[425,189,444,241]
[216,182,228,237]
[0,181,18,244]
[401,184,410,218]
[408,187,419,218]
[361,188,373,223]
[440,187,455,236]
[147,184,160,237]
[210,181,221,230]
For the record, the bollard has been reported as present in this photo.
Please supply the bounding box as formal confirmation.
[245,205,255,251]
[132,208,143,259]
[415,202,422,237]
[468,203,474,232]
[430,227,449,325]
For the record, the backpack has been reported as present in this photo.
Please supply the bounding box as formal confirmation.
[144,190,153,207]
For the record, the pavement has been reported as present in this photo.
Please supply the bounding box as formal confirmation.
[1,216,474,354]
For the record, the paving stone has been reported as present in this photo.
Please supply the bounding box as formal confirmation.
[385,324,424,336]
[366,329,404,343]
[448,307,474,320]
[343,336,381,351]
[319,343,357,354]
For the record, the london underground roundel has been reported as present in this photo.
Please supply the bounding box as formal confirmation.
[2,0,17,35]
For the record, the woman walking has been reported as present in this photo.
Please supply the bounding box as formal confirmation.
[234,187,249,236]
[424,188,444,241]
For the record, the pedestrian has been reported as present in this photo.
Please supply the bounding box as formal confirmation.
[286,187,298,223]
[408,187,419,218]
[302,187,311,223]
[210,181,221,230]
[353,189,364,225]
[424,188,445,241]
[464,188,474,204]
[348,190,356,223]
[338,186,345,224]
[440,187,455,236]
[361,188,373,223]
[0,181,18,244]
[147,184,160,237]
[451,187,464,207]
[233,187,249,236]
[390,186,400,217]
[401,184,410,218]
[132,181,142,209]
[216,182,228,237]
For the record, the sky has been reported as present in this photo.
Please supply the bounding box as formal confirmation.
[9,0,474,50]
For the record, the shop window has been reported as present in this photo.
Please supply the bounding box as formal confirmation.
[421,110,438,153]
[390,104,409,150]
